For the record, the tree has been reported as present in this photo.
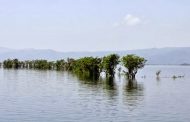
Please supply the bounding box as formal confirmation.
[122,54,146,79]
[56,59,65,70]
[156,70,161,78]
[3,59,13,68]
[73,57,101,79]
[3,59,21,69]
[65,58,76,71]
[33,60,51,70]
[48,61,55,70]
[13,59,19,69]
[101,54,120,78]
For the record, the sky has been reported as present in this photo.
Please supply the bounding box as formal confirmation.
[0,0,190,52]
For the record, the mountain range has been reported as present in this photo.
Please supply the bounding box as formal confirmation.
[0,47,190,65]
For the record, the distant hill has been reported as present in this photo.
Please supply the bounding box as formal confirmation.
[0,47,15,53]
[0,47,190,65]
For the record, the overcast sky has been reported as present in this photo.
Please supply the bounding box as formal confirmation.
[0,0,190,51]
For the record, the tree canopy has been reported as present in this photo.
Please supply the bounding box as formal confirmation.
[2,54,147,80]
[122,54,146,79]
[101,54,120,77]
[73,57,101,79]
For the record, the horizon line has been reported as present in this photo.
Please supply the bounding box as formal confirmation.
[1,46,190,53]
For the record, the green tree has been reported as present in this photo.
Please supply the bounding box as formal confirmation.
[65,58,76,71]
[48,61,55,70]
[3,59,21,69]
[3,59,13,68]
[122,54,146,79]
[56,59,65,70]
[33,60,50,70]
[13,59,19,69]
[101,54,120,78]
[73,57,101,79]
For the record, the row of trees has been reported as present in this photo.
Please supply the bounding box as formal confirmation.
[2,54,146,79]
[2,58,75,70]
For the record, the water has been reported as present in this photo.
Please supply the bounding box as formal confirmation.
[0,65,190,122]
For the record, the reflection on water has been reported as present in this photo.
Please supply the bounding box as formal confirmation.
[102,77,116,90]
[156,77,161,81]
[1,66,190,122]
[75,72,100,85]
[102,77,118,101]
[73,72,144,110]
[123,79,144,111]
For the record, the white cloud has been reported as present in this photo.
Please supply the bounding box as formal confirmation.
[123,14,141,26]
[115,14,141,27]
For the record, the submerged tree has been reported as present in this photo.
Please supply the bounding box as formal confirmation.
[56,59,65,70]
[156,70,161,78]
[65,58,76,71]
[122,54,146,79]
[31,60,55,70]
[13,59,19,69]
[2,54,148,82]
[73,57,101,79]
[3,59,14,68]
[101,54,120,78]
[3,59,21,69]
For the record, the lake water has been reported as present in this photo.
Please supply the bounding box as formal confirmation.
[0,65,190,122]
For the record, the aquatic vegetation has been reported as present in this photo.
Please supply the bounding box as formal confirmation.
[73,57,101,79]
[2,54,147,80]
[156,70,161,77]
[121,55,146,79]
[172,75,185,79]
[101,54,120,78]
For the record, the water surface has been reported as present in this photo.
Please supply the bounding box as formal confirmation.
[0,65,190,122]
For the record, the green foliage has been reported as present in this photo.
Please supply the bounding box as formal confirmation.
[56,59,65,70]
[3,59,21,69]
[73,57,101,79]
[3,59,14,68]
[122,54,146,79]
[101,54,120,77]
[3,59,55,70]
[13,59,19,69]
[32,60,56,70]
[25,60,34,69]
[65,58,76,71]
[2,54,147,81]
